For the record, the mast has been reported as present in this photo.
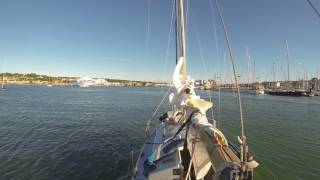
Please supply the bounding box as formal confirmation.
[1,61,4,89]
[285,39,290,82]
[298,63,302,89]
[273,62,275,89]
[245,47,250,89]
[175,0,179,65]
[179,0,187,79]
[1,73,3,89]
[253,59,255,83]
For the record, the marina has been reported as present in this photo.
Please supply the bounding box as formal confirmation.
[0,0,320,179]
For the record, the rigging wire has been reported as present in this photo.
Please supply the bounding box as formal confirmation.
[144,85,173,138]
[213,0,247,165]
[210,0,222,128]
[306,0,320,19]
[163,0,176,81]
[125,150,134,180]
[145,0,175,138]
[146,0,152,60]
[185,0,190,51]
[189,11,215,123]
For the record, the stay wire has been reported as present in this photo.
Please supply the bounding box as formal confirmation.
[306,0,320,19]
[210,0,222,128]
[189,8,215,123]
[213,0,247,164]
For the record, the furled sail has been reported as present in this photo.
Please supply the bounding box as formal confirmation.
[170,57,215,179]
[169,58,258,179]
[170,57,199,109]
[186,113,213,179]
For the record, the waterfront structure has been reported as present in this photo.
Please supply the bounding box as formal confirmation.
[194,79,216,90]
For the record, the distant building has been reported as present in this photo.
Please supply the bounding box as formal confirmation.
[206,79,216,89]
[194,79,216,90]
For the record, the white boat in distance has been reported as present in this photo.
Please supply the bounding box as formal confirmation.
[77,77,96,87]
[255,89,265,95]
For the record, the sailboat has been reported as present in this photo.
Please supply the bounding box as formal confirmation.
[246,48,264,95]
[254,75,264,95]
[1,61,6,90]
[131,0,258,179]
[265,40,307,96]
[47,76,53,87]
[1,73,5,90]
[255,80,264,95]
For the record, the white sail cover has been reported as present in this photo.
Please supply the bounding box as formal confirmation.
[170,57,213,179]
[170,57,199,107]
[187,113,212,179]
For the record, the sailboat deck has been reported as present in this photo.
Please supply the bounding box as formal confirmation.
[133,123,182,180]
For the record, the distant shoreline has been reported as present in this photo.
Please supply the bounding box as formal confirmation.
[1,72,319,90]
[1,80,172,88]
[0,72,171,87]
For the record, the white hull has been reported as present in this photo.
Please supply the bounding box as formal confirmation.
[255,89,264,95]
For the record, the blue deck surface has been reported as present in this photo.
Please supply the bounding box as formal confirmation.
[133,124,180,180]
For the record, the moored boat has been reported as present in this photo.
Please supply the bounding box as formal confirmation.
[265,89,306,96]
[255,89,264,95]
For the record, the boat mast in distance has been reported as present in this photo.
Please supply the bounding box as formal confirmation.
[285,39,290,83]
[1,60,6,90]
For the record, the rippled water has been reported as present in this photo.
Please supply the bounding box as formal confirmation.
[0,85,319,180]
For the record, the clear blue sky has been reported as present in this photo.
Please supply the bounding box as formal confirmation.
[0,0,319,82]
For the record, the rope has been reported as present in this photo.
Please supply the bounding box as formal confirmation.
[213,0,247,165]
[164,112,194,144]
